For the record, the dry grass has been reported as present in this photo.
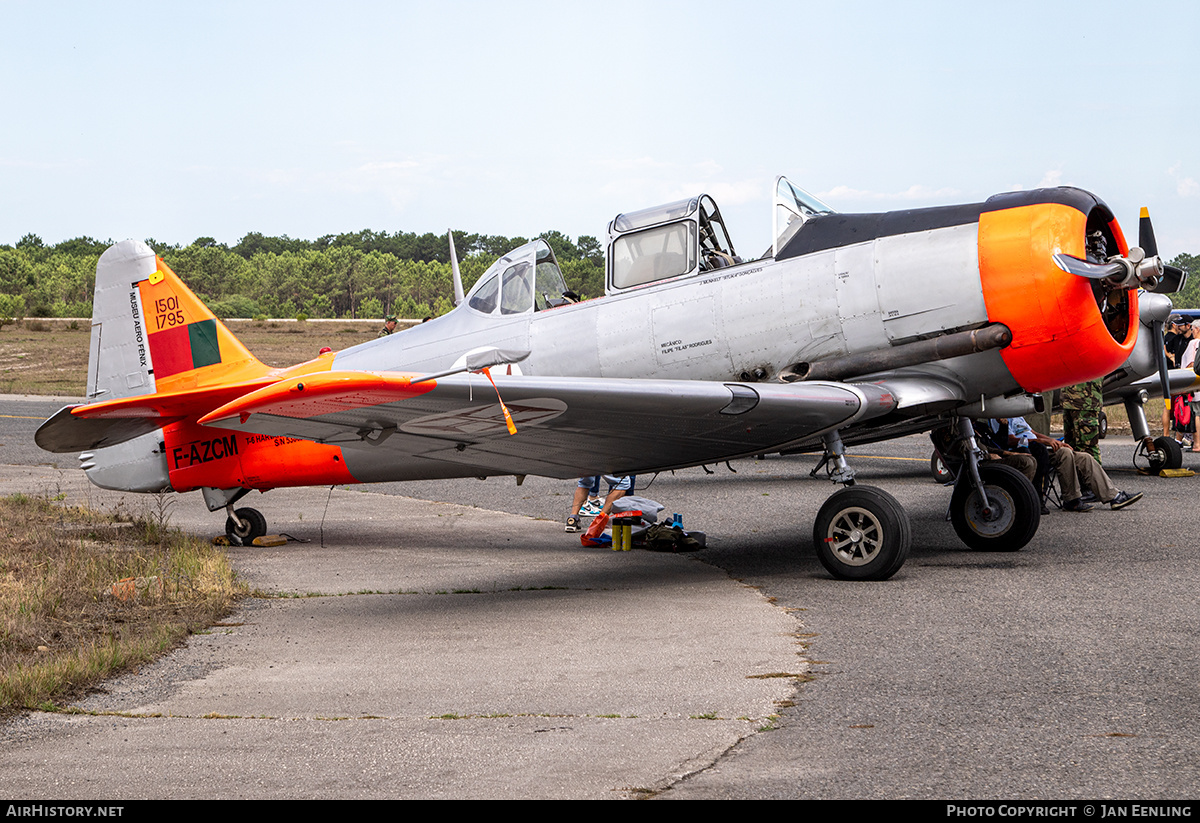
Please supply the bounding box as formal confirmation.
[0,319,93,396]
[0,493,245,716]
[0,317,395,396]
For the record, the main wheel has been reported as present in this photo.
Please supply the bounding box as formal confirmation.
[949,463,1040,552]
[813,486,910,581]
[225,507,267,547]
[1134,436,1183,474]
[930,450,954,483]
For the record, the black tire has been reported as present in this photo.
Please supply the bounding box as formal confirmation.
[1135,436,1184,474]
[225,507,267,547]
[949,463,1040,552]
[813,486,910,581]
[1154,435,1183,470]
[1098,410,1108,440]
[930,450,954,483]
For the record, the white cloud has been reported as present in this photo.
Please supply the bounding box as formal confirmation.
[358,160,421,174]
[664,178,764,206]
[1037,170,1064,188]
[1004,170,1069,193]
[1168,163,1198,197]
[592,157,763,212]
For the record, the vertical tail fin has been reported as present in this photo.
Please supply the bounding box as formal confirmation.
[87,239,269,401]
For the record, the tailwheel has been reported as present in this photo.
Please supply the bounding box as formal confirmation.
[949,463,1039,552]
[1133,436,1182,474]
[930,450,954,483]
[813,486,910,581]
[225,507,267,547]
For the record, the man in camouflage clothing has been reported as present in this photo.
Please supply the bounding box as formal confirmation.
[1061,378,1103,463]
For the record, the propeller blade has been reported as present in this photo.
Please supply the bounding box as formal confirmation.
[448,229,465,307]
[1149,263,1188,295]
[1139,207,1160,257]
[1053,249,1162,291]
[1138,208,1189,293]
[1052,253,1125,281]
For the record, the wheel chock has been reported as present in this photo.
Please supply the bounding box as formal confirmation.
[1137,467,1196,477]
[251,534,288,547]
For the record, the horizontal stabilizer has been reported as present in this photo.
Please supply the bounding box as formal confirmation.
[36,405,181,453]
[37,377,281,453]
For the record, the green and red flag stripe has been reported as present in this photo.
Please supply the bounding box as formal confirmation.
[148,318,222,379]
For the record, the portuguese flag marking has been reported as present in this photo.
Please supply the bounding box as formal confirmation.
[148,319,222,378]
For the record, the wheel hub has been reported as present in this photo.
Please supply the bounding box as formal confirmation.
[965,487,1014,536]
[826,507,882,566]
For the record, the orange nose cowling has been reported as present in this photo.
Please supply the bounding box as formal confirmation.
[978,202,1136,394]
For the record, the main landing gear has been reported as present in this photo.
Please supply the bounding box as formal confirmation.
[940,418,1040,552]
[811,417,1044,579]
[949,463,1039,551]
[1122,395,1183,473]
[810,430,910,581]
[814,485,911,580]
[1134,435,1183,474]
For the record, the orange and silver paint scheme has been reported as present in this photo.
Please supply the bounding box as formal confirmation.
[34,179,1172,578]
[42,184,1156,506]
[62,186,1148,495]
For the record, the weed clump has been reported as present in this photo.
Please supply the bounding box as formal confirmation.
[0,494,245,715]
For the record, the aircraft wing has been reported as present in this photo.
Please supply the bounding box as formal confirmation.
[196,371,900,479]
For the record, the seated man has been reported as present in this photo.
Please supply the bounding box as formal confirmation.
[983,417,1141,512]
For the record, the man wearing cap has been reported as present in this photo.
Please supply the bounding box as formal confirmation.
[379,315,398,337]
[1164,316,1194,440]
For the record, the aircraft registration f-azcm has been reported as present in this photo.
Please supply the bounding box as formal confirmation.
[36,177,1185,580]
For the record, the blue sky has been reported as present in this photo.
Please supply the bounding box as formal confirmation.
[3,0,1198,257]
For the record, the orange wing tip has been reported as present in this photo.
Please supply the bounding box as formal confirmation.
[198,370,436,425]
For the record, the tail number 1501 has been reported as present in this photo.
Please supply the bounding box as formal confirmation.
[155,295,186,329]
